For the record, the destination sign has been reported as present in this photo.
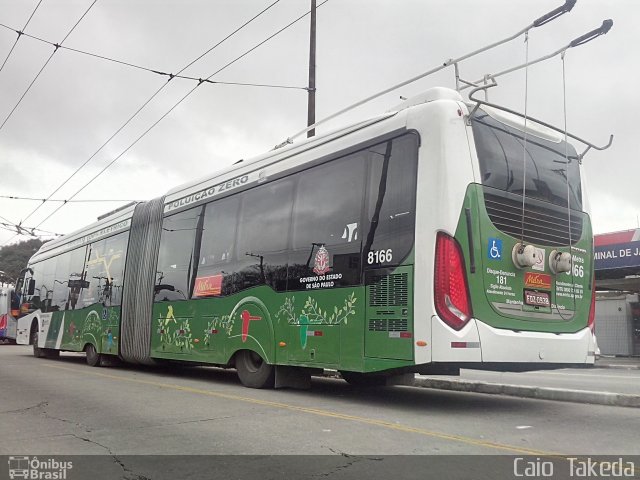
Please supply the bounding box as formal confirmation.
[164,172,258,213]
[67,219,130,248]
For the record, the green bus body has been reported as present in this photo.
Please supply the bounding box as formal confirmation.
[16,89,597,387]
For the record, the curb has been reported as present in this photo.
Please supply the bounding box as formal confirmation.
[594,363,640,370]
[413,377,640,408]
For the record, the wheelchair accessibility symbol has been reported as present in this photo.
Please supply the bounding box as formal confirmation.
[487,238,502,260]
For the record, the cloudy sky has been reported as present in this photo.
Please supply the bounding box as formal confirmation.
[0,0,636,246]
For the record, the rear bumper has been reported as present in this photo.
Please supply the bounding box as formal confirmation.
[477,320,595,364]
[431,315,596,365]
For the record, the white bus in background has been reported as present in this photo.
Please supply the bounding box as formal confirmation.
[0,286,18,342]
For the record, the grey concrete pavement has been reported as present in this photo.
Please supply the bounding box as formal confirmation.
[1,344,639,458]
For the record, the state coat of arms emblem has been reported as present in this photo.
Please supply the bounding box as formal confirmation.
[313,245,330,275]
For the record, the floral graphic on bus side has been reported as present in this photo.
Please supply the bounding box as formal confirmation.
[277,293,357,326]
[157,305,193,352]
[203,315,233,347]
[276,293,357,348]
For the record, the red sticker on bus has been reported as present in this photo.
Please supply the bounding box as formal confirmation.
[524,272,552,290]
[194,275,223,297]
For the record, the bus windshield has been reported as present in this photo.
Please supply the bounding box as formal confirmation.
[471,110,583,211]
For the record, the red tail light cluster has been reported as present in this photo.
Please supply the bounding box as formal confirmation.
[434,232,473,330]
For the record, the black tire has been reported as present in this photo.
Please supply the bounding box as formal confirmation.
[340,371,387,387]
[235,350,275,389]
[85,343,102,367]
[31,325,46,358]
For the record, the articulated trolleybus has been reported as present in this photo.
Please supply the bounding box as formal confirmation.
[16,4,612,388]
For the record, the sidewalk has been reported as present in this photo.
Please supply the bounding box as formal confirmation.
[595,355,640,370]
[414,358,640,408]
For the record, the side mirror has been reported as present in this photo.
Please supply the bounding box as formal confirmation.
[154,284,176,293]
[28,279,36,296]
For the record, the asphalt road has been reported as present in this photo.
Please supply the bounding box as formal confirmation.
[0,345,637,460]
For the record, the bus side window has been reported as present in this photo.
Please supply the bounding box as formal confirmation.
[67,246,88,310]
[40,258,57,313]
[102,232,128,306]
[83,240,106,307]
[364,134,418,267]
[23,265,41,312]
[11,289,20,311]
[289,152,366,289]
[232,178,294,294]
[52,251,71,311]
[155,208,200,302]
[195,196,240,298]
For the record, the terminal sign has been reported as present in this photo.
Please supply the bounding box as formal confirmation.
[594,240,640,270]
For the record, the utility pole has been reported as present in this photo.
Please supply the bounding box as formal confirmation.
[307,0,316,138]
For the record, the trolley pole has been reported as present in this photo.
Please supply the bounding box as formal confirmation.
[307,0,316,138]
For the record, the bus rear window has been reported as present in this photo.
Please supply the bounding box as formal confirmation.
[471,111,583,211]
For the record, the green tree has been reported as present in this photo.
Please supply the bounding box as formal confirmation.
[0,239,44,284]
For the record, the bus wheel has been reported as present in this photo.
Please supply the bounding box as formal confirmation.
[235,350,275,389]
[85,344,102,367]
[30,326,46,358]
[339,371,386,387]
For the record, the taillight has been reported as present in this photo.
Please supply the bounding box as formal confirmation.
[434,232,473,330]
[588,278,596,333]
[11,309,19,318]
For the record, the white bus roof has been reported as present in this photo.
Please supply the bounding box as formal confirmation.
[31,86,478,262]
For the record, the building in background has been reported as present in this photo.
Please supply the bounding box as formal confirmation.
[594,229,640,356]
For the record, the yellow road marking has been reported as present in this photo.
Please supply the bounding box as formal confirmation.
[43,363,562,456]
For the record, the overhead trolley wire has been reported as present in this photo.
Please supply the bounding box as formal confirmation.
[0,0,44,241]
[0,0,44,74]
[171,77,306,90]
[0,219,62,238]
[0,21,307,91]
[2,3,282,248]
[0,0,98,248]
[0,214,16,226]
[0,210,62,237]
[0,0,98,133]
[32,0,329,232]
[0,194,140,203]
[0,21,158,74]
[15,0,282,231]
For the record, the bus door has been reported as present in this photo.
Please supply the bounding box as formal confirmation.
[0,288,9,339]
[0,287,18,340]
[14,269,38,345]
